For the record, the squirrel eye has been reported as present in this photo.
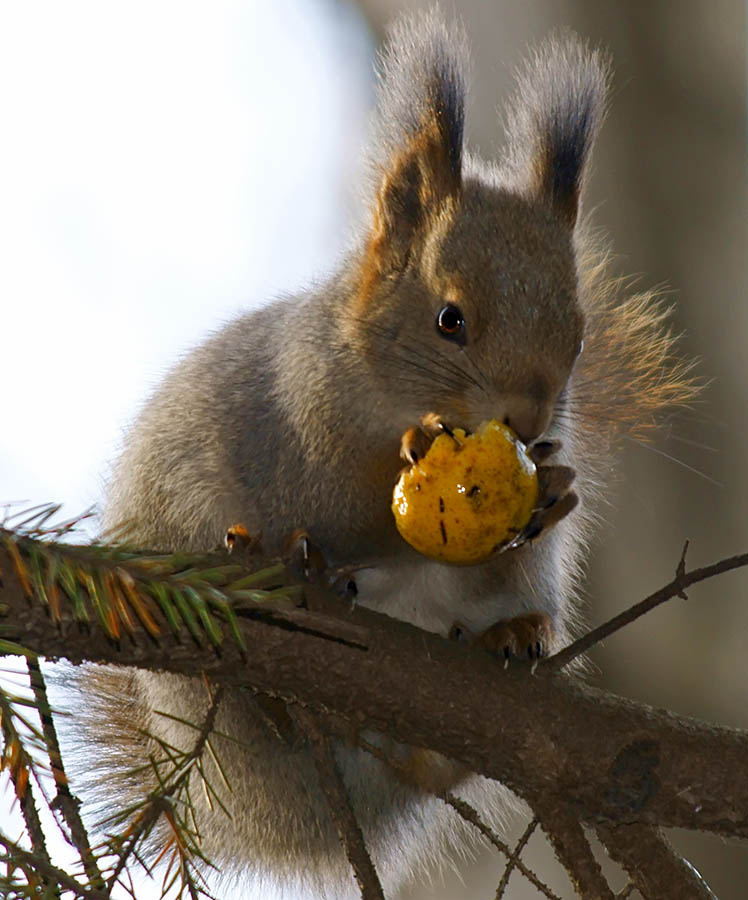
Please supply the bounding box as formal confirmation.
[437,304,465,341]
[576,338,584,359]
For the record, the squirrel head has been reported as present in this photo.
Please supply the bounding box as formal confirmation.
[347,12,608,444]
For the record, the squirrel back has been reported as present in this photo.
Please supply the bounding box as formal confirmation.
[78,11,696,898]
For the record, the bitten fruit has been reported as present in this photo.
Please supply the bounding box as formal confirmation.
[392,420,538,565]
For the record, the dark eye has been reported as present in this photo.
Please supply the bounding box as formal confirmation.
[575,338,584,359]
[436,304,465,343]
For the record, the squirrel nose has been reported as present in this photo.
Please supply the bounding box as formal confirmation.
[502,397,551,445]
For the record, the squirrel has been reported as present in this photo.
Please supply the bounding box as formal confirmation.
[79,10,695,900]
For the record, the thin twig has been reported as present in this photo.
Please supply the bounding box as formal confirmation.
[597,822,718,900]
[27,656,104,889]
[291,707,385,900]
[444,794,562,900]
[0,832,99,897]
[105,684,224,896]
[495,817,539,899]
[355,736,560,900]
[535,802,615,900]
[547,544,748,671]
[0,693,51,873]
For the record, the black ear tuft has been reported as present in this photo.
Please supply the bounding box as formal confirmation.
[364,10,468,272]
[503,32,610,227]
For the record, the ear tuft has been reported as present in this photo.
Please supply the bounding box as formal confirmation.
[364,10,468,275]
[503,32,610,227]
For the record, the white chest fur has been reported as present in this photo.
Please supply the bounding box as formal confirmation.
[355,557,539,637]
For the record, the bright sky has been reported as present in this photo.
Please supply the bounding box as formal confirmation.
[0,0,371,520]
[0,1,372,897]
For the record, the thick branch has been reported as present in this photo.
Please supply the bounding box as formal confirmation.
[2,542,748,845]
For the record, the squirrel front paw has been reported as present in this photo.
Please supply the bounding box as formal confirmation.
[451,612,555,667]
[399,413,461,465]
[501,441,577,551]
[399,419,578,553]
[281,529,360,603]
[225,523,264,556]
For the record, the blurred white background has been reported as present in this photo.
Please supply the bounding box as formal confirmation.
[0,0,370,519]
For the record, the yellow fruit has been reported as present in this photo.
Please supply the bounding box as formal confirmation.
[392,419,538,565]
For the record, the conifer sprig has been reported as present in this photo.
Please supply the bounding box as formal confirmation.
[0,505,307,659]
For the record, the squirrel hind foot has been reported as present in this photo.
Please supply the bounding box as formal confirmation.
[475,612,555,667]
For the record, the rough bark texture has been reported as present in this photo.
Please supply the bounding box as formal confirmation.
[2,540,747,854]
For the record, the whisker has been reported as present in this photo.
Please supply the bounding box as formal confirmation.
[405,343,482,392]
[457,347,490,395]
[293,331,466,396]
[659,432,719,454]
[553,408,631,429]
[355,336,467,393]
[550,407,721,487]
[516,557,536,598]
[625,437,723,487]
[372,350,466,393]
[355,316,486,394]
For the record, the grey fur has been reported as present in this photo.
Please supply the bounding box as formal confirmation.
[75,11,682,899]
[502,31,610,223]
[368,9,469,183]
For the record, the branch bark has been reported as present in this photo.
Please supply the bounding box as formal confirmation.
[597,823,718,900]
[2,539,747,851]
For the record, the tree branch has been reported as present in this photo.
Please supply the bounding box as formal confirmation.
[548,543,748,671]
[0,689,51,873]
[0,834,97,898]
[27,656,104,889]
[494,818,539,899]
[597,822,718,900]
[3,531,748,898]
[533,803,615,900]
[441,794,560,900]
[105,684,224,896]
[357,735,560,900]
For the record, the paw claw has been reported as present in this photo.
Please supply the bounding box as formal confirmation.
[225,523,263,555]
[400,427,428,465]
[502,459,578,551]
[419,412,463,444]
[529,439,561,465]
[476,612,555,664]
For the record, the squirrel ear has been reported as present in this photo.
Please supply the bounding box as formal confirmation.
[503,33,610,228]
[365,11,467,275]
